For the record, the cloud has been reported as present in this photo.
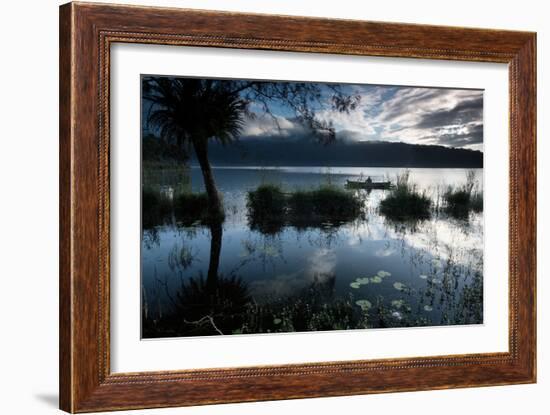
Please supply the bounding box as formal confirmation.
[239,84,483,150]
[424,122,484,149]
[240,112,331,145]
[415,96,483,129]
[373,88,483,149]
[312,86,386,137]
[240,113,301,138]
[248,248,336,297]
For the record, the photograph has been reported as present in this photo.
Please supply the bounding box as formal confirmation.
[140,76,485,338]
[1,0,542,413]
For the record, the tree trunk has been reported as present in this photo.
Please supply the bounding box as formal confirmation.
[192,138,224,289]
[192,138,224,221]
[206,221,223,288]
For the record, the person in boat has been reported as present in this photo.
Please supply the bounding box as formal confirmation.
[366,176,372,184]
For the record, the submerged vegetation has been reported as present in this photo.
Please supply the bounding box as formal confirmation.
[379,169,484,222]
[246,183,365,232]
[143,168,483,231]
[143,274,252,337]
[379,170,431,220]
[245,184,287,233]
[143,258,484,337]
[288,186,364,222]
[442,170,484,218]
[142,186,220,229]
[243,276,367,334]
[142,187,173,229]
[143,276,367,337]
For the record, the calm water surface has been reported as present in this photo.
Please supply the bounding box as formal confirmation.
[142,166,483,334]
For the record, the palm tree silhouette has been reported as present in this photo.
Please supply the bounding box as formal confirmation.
[143,77,361,220]
[144,78,247,220]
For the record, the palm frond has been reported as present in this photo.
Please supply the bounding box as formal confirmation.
[142,77,248,147]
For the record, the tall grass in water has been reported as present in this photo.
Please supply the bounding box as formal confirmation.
[443,170,483,218]
[246,184,286,219]
[288,185,363,221]
[246,183,364,232]
[142,187,218,228]
[173,192,221,224]
[379,170,431,220]
[246,184,287,234]
[142,187,173,229]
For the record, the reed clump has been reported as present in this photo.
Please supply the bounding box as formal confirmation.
[246,184,364,232]
[142,187,217,227]
[443,170,483,218]
[379,170,431,220]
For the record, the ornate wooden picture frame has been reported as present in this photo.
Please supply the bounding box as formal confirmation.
[59,2,536,412]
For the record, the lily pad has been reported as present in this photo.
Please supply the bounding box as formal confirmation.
[393,282,407,291]
[273,318,282,324]
[424,305,433,312]
[369,276,383,283]
[377,270,392,278]
[355,299,372,311]
[350,277,370,289]
[419,274,428,279]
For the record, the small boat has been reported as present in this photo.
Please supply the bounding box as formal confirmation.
[346,179,393,190]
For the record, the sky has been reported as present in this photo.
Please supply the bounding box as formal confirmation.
[239,83,484,152]
[142,77,484,152]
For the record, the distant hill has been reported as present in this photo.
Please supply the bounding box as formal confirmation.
[192,138,483,168]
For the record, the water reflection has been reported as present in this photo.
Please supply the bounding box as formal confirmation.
[142,167,483,337]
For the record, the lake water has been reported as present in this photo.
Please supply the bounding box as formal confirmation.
[141,166,483,337]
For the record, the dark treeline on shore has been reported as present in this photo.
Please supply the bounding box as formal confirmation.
[190,138,483,168]
[143,133,483,168]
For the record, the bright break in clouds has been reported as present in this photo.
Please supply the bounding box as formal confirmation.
[239,83,483,152]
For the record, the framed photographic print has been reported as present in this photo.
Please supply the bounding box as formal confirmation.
[59,2,536,412]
